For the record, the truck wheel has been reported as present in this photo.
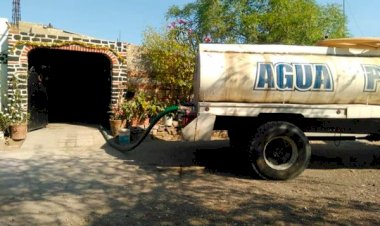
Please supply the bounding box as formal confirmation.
[248,121,311,180]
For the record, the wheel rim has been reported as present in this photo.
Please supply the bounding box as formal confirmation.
[263,136,298,170]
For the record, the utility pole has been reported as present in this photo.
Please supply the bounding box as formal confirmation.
[12,0,21,27]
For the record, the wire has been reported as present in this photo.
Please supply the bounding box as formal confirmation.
[346,0,364,36]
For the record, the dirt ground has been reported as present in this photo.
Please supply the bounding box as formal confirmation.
[0,125,379,226]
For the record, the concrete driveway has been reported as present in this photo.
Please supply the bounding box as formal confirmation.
[0,123,229,226]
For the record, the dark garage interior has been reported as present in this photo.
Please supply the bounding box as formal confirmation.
[27,48,112,130]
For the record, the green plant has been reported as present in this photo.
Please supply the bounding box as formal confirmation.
[130,91,151,121]
[142,26,195,106]
[124,91,164,122]
[121,101,134,122]
[167,0,347,45]
[146,96,164,117]
[135,91,150,118]
[3,77,29,125]
[109,88,127,120]
[0,111,10,131]
[109,103,125,120]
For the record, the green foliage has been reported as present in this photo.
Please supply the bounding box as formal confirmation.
[0,112,10,131]
[109,89,127,120]
[145,96,164,117]
[2,77,29,126]
[123,91,164,121]
[142,26,196,106]
[167,0,348,45]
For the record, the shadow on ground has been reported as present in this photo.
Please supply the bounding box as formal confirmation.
[309,140,380,169]
[92,139,379,225]
[0,127,378,225]
[105,138,380,179]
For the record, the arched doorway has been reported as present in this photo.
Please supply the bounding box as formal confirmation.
[28,48,112,130]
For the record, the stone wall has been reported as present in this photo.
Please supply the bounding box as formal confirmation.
[5,21,149,113]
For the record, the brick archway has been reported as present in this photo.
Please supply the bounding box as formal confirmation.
[21,44,120,65]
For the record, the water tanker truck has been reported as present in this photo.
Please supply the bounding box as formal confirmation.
[180,38,380,180]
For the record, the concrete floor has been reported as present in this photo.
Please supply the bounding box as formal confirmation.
[0,123,228,225]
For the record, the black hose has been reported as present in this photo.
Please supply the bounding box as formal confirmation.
[100,105,180,153]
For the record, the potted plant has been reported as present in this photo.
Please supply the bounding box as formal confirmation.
[128,91,164,127]
[0,110,10,140]
[129,91,151,127]
[108,88,127,136]
[4,78,29,140]
[121,100,134,125]
[146,96,163,119]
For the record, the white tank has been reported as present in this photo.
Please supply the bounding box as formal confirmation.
[195,43,380,105]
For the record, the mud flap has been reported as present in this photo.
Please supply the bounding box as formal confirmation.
[181,113,216,141]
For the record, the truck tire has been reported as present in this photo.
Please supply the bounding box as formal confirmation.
[248,121,311,180]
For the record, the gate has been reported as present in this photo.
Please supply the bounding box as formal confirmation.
[28,66,48,131]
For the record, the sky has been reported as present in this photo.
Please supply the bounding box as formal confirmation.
[0,0,379,45]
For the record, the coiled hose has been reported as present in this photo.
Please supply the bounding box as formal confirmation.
[100,105,180,153]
